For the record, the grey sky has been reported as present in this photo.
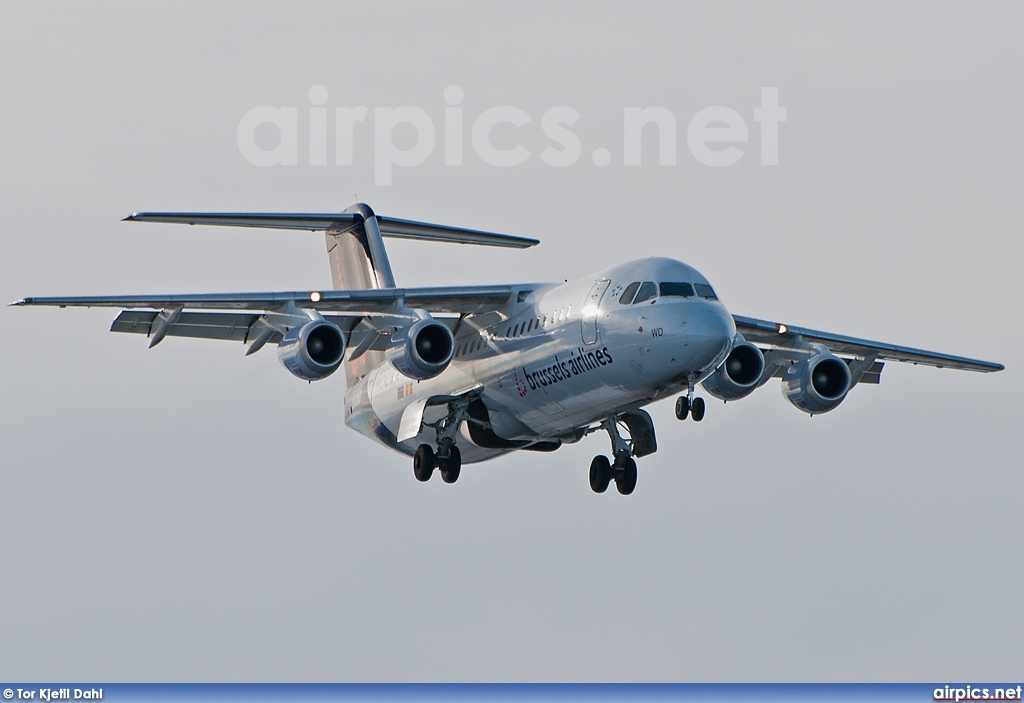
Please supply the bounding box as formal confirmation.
[1,1,1021,681]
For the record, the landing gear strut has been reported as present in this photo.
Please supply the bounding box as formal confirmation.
[587,413,654,496]
[412,396,470,485]
[675,376,705,422]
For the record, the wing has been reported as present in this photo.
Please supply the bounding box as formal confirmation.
[13,285,516,350]
[733,314,1003,373]
[14,285,512,314]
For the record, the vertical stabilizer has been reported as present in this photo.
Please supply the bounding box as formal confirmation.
[325,203,395,291]
[325,203,394,385]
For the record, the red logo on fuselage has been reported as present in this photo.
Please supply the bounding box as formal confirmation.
[513,368,529,397]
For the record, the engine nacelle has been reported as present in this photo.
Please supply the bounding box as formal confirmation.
[702,340,765,401]
[386,318,455,380]
[277,320,346,381]
[781,348,852,415]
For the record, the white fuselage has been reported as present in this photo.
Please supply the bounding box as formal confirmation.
[344,257,735,463]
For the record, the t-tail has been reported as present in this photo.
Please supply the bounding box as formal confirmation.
[121,203,538,384]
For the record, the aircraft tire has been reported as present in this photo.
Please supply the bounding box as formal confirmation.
[440,446,462,484]
[691,397,706,422]
[589,455,612,493]
[615,457,638,495]
[413,444,435,482]
[675,396,690,420]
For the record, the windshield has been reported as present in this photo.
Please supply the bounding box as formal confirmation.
[633,282,658,304]
[694,283,718,300]
[660,282,695,297]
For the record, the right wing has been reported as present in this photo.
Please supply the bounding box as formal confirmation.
[13,285,517,351]
[14,285,513,314]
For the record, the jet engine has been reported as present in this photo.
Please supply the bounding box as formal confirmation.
[277,319,346,381]
[701,340,766,401]
[781,348,852,414]
[386,318,455,380]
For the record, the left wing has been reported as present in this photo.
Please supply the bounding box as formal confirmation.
[733,314,1004,373]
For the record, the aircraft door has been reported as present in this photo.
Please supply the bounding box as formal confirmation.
[581,279,610,346]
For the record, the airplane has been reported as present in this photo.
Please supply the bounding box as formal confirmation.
[14,203,1004,495]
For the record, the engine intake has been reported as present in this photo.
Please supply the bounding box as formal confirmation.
[387,318,455,380]
[277,320,346,381]
[702,340,765,401]
[781,348,852,414]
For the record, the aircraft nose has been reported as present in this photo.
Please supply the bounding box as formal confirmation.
[688,305,735,368]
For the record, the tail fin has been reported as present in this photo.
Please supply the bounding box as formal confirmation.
[326,203,395,291]
[325,204,393,384]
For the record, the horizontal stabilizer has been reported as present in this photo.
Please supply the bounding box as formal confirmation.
[124,211,539,248]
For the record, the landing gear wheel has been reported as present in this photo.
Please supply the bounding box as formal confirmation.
[413,444,435,482]
[440,445,462,484]
[589,455,612,493]
[675,396,690,420]
[615,457,638,495]
[690,396,706,422]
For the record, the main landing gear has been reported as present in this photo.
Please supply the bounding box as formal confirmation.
[587,411,656,496]
[674,377,706,422]
[413,396,468,485]
[413,443,461,483]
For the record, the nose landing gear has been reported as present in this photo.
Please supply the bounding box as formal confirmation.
[675,377,706,421]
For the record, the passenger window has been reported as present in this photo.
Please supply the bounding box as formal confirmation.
[660,282,695,297]
[633,281,658,304]
[694,283,718,300]
[619,282,640,305]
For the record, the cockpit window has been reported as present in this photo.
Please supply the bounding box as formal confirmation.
[633,281,658,304]
[694,283,718,300]
[659,282,695,298]
[619,282,640,305]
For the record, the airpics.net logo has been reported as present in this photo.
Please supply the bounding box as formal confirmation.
[236,85,786,185]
